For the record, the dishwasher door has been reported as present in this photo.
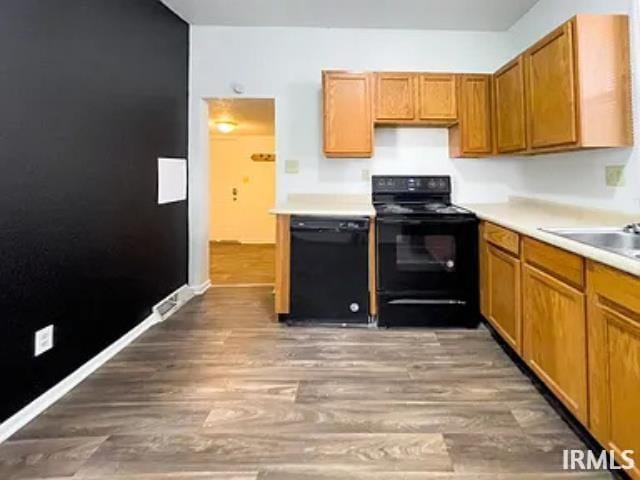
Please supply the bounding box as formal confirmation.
[289,216,370,324]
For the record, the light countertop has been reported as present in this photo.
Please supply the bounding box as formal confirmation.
[270,193,375,217]
[463,197,640,277]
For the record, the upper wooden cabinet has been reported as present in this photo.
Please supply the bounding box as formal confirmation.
[322,15,631,159]
[494,56,527,153]
[322,71,373,157]
[418,73,457,122]
[523,15,632,152]
[375,73,416,121]
[374,72,457,125]
[525,21,578,149]
[449,74,493,157]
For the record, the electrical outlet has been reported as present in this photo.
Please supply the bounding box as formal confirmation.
[605,165,625,187]
[361,169,370,181]
[285,159,299,174]
[34,325,54,357]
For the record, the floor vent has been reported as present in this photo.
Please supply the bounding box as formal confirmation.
[155,294,179,319]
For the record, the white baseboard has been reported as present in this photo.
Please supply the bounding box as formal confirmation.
[0,284,190,444]
[190,279,211,295]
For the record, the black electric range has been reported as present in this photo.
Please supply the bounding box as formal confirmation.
[373,175,480,328]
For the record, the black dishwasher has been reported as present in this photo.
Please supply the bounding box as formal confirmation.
[289,216,370,324]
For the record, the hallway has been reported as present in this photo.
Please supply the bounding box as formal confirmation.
[210,243,275,285]
[0,287,608,479]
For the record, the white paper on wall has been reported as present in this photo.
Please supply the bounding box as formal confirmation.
[158,157,187,204]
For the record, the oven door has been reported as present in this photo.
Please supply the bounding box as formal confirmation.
[376,215,478,297]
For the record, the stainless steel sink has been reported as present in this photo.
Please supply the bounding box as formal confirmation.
[541,227,640,261]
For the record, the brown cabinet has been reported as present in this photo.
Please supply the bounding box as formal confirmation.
[418,73,457,122]
[525,22,578,150]
[322,71,373,157]
[487,244,522,353]
[275,214,290,315]
[375,73,416,121]
[587,262,640,479]
[522,15,632,153]
[522,264,588,423]
[494,56,526,153]
[449,74,493,158]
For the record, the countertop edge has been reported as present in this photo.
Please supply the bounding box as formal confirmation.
[471,210,640,278]
[269,207,376,217]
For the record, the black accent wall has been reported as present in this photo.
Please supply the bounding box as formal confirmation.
[0,0,188,422]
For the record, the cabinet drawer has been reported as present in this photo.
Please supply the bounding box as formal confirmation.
[483,222,520,256]
[588,261,640,314]
[523,237,585,290]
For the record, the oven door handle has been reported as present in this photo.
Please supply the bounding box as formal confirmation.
[388,299,467,305]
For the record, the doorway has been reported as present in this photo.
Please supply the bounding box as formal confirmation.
[208,98,276,286]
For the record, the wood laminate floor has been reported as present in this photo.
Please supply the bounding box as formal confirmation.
[210,243,275,285]
[1,287,611,479]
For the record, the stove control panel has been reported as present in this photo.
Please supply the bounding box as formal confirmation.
[372,175,451,194]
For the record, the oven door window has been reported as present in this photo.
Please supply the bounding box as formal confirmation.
[396,234,456,272]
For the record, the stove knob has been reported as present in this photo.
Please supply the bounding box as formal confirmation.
[428,180,436,189]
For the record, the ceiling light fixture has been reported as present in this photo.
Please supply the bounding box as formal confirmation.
[215,121,237,134]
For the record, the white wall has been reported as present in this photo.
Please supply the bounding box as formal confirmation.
[209,134,275,243]
[190,27,517,204]
[504,0,640,213]
[188,8,640,285]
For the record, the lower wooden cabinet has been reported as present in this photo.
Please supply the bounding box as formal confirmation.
[588,262,640,479]
[274,214,290,315]
[522,264,588,423]
[487,244,522,353]
[479,222,640,474]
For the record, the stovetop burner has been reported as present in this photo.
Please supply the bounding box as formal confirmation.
[375,202,471,216]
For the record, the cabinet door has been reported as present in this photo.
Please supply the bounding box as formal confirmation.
[494,57,527,153]
[523,264,587,423]
[525,21,578,149]
[487,245,521,352]
[323,71,373,157]
[588,264,640,479]
[375,73,416,121]
[457,74,492,154]
[418,73,457,121]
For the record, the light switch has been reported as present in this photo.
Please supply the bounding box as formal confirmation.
[285,159,299,174]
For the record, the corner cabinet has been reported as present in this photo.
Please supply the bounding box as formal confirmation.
[449,74,493,158]
[523,15,632,152]
[587,262,640,480]
[322,71,373,157]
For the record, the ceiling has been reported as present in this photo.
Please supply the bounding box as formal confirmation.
[161,0,538,31]
[208,98,275,137]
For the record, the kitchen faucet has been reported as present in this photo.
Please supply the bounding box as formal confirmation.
[623,223,640,234]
